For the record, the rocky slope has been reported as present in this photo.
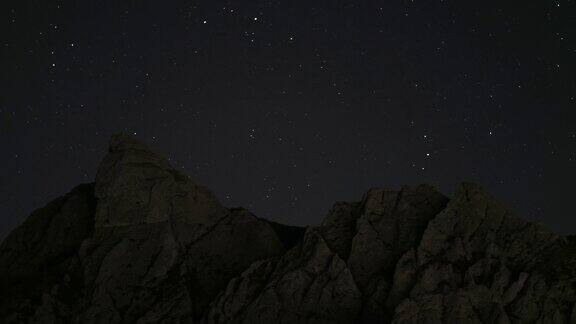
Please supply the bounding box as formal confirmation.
[0,134,574,323]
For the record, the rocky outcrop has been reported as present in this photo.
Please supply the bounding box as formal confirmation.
[388,183,576,323]
[0,134,294,323]
[0,183,95,322]
[1,134,574,323]
[203,228,362,323]
[345,186,449,322]
[204,183,576,324]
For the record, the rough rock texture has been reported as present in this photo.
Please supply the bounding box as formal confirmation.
[0,183,95,322]
[203,228,362,324]
[203,183,576,324]
[1,134,575,323]
[202,183,576,324]
[346,186,450,322]
[0,134,293,323]
[388,183,576,324]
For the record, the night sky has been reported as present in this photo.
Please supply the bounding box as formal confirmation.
[1,1,576,239]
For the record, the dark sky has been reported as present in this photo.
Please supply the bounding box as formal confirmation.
[1,1,575,239]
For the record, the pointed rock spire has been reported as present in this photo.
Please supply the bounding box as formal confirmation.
[94,133,224,228]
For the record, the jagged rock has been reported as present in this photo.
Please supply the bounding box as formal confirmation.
[318,201,360,260]
[0,134,294,323]
[389,183,576,323]
[78,134,288,322]
[202,182,576,323]
[1,135,575,323]
[0,183,95,280]
[0,183,95,322]
[310,185,450,322]
[203,228,362,323]
[94,133,225,228]
[346,185,449,321]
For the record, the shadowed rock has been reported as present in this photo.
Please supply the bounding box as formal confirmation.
[203,183,575,323]
[0,134,292,323]
[0,183,95,322]
[1,134,574,323]
[389,183,576,323]
[203,228,362,324]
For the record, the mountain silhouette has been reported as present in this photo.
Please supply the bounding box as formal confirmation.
[1,134,574,323]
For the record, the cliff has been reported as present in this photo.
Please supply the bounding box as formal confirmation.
[1,134,574,323]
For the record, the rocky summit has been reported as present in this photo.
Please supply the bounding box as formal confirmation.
[1,134,575,323]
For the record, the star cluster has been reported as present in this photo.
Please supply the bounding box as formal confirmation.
[1,1,575,238]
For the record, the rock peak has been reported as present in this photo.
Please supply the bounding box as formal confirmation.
[94,133,223,228]
[0,136,574,323]
[108,132,151,153]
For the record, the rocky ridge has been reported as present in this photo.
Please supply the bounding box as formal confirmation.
[0,134,574,323]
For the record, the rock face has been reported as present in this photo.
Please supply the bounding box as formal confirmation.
[203,228,363,324]
[1,134,574,323]
[0,134,291,323]
[0,183,95,322]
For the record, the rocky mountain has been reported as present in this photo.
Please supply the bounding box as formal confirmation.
[1,134,574,323]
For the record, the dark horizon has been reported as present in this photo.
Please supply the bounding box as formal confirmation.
[2,1,576,239]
